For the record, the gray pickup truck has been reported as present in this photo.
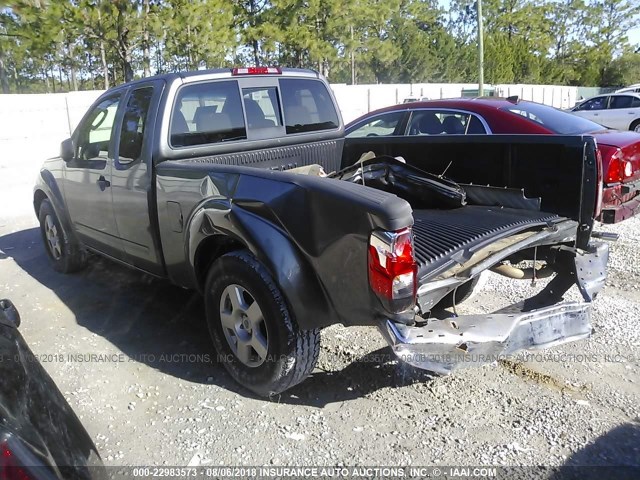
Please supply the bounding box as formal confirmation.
[34,67,609,396]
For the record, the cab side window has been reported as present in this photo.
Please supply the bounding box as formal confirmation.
[76,95,121,161]
[118,87,153,163]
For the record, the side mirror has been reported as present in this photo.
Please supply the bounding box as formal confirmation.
[0,299,21,328]
[60,138,74,162]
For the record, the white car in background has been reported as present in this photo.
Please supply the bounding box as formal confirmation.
[570,92,640,132]
[616,84,640,94]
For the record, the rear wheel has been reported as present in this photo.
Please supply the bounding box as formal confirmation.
[205,250,320,397]
[631,119,640,133]
[38,199,86,273]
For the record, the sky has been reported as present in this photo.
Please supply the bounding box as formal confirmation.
[629,27,640,47]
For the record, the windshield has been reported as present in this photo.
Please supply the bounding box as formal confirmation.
[501,102,605,134]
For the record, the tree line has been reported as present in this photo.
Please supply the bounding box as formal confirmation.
[0,0,639,94]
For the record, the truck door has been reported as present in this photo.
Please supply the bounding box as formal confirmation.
[110,82,165,275]
[63,93,125,260]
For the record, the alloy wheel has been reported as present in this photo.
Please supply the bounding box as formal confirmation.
[219,284,269,367]
[44,215,62,260]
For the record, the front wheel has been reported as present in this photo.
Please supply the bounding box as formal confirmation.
[204,250,320,397]
[630,119,640,133]
[38,199,86,273]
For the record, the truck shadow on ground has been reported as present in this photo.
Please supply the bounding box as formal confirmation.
[1,227,436,405]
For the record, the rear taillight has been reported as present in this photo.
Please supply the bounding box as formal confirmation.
[368,227,417,313]
[604,147,632,184]
[232,67,282,75]
[1,439,34,480]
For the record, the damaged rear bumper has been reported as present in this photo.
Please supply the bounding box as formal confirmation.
[379,241,608,374]
[379,302,591,374]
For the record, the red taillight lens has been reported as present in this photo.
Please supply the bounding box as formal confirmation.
[604,147,632,184]
[1,439,33,480]
[232,67,282,75]
[368,227,417,313]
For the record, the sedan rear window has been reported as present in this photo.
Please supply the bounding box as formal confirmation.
[502,102,603,134]
[279,79,339,134]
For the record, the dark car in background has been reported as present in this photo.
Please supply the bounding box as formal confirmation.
[346,98,640,223]
[0,298,103,480]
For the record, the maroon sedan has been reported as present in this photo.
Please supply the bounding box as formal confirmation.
[345,98,640,223]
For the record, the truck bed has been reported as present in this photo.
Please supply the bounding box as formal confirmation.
[412,206,563,279]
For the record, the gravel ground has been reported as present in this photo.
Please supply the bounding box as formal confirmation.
[0,156,638,470]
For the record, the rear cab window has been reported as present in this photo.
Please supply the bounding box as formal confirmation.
[170,80,247,148]
[242,87,282,129]
[279,78,339,135]
[169,75,340,149]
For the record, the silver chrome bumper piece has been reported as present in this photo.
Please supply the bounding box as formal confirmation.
[379,302,591,374]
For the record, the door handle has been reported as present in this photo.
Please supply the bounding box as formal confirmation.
[97,175,111,191]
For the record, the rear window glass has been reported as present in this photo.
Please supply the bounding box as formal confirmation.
[501,102,602,134]
[170,80,246,147]
[242,87,282,129]
[279,79,339,134]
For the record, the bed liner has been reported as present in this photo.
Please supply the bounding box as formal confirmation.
[412,206,563,278]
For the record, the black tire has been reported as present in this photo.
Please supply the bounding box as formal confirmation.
[204,250,320,397]
[38,199,86,273]
[630,119,640,133]
[435,276,480,309]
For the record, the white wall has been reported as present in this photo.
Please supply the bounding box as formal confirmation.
[493,85,577,111]
[331,83,482,123]
[0,91,103,219]
[332,83,578,123]
[0,90,103,158]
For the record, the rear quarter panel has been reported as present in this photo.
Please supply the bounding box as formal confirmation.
[155,161,413,329]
